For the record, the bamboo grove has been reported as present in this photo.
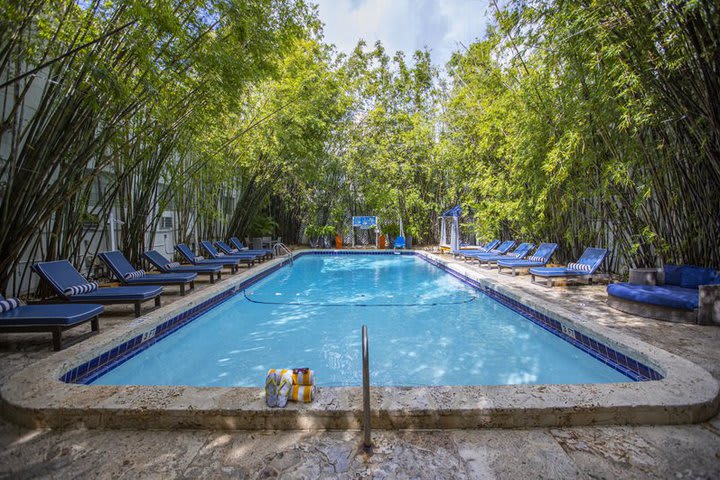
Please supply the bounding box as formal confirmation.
[1,0,718,295]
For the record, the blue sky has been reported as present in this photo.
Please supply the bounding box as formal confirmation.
[314,0,491,66]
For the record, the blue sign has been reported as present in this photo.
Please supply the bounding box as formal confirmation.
[352,216,377,229]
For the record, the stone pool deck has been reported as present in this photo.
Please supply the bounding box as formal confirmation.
[1,252,719,478]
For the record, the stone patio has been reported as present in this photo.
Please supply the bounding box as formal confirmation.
[1,253,719,479]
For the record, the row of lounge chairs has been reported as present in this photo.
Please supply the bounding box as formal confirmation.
[455,241,719,323]
[0,237,273,350]
[453,241,608,287]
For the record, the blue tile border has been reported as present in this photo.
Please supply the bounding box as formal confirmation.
[61,250,662,385]
[417,253,663,382]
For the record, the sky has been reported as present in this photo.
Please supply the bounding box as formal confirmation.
[314,0,491,67]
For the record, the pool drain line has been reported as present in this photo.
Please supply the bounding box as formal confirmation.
[242,290,478,307]
[362,324,372,450]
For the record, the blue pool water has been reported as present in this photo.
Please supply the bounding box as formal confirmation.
[91,254,631,387]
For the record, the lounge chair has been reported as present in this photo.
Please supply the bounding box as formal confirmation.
[475,243,534,268]
[461,240,516,261]
[497,243,559,276]
[607,264,720,324]
[175,243,240,273]
[199,241,258,266]
[216,240,271,261]
[529,247,608,287]
[452,240,500,257]
[0,294,103,350]
[32,260,162,317]
[143,250,223,283]
[99,251,197,296]
[230,236,274,256]
[394,236,406,249]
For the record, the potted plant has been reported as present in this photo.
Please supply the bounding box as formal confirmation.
[406,225,419,249]
[335,226,344,249]
[305,224,321,248]
[320,225,336,249]
[381,222,400,249]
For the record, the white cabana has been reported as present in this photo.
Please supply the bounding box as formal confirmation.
[439,205,462,253]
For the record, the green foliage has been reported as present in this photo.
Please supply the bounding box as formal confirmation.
[2,0,718,294]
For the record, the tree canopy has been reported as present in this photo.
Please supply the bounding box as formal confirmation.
[1,0,718,294]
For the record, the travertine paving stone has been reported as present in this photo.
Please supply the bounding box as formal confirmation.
[1,252,719,478]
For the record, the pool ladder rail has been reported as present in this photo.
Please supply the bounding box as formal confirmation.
[362,324,372,452]
[273,242,293,264]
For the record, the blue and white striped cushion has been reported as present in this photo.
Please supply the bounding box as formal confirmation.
[0,297,21,312]
[528,256,545,262]
[194,256,204,262]
[63,282,98,296]
[217,252,225,257]
[568,262,591,271]
[509,252,521,258]
[124,269,145,280]
[230,248,239,254]
[165,262,180,269]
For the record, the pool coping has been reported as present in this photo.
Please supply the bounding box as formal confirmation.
[1,250,718,430]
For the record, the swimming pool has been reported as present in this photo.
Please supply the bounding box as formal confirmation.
[8,250,717,431]
[90,253,632,387]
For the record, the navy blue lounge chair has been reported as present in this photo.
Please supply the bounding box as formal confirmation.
[462,240,516,261]
[199,240,258,266]
[394,236,406,249]
[497,243,559,276]
[99,251,197,296]
[475,242,534,268]
[32,260,162,317]
[216,240,271,261]
[0,294,103,350]
[529,247,608,287]
[452,240,500,257]
[143,250,223,284]
[175,243,240,273]
[230,237,273,258]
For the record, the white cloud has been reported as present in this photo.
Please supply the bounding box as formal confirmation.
[314,0,490,66]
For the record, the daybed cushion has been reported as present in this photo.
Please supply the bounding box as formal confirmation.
[663,265,720,289]
[0,304,104,326]
[607,283,698,311]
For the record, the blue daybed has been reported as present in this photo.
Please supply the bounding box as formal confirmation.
[0,294,103,350]
[607,265,720,324]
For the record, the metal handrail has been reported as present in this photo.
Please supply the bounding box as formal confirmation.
[273,242,293,263]
[362,324,372,450]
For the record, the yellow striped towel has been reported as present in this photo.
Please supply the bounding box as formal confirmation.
[268,368,315,386]
[290,384,316,403]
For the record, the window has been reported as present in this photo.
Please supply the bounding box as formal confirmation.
[161,215,173,230]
